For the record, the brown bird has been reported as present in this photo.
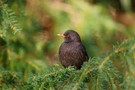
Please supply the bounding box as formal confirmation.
[57,30,89,69]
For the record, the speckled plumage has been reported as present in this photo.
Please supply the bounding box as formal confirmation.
[58,30,89,69]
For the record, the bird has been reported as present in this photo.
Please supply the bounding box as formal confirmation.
[57,30,89,69]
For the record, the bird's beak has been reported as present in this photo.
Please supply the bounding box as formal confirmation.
[57,34,65,38]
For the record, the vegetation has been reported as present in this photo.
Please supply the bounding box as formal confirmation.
[0,0,135,90]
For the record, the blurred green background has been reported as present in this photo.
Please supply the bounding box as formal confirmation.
[0,0,135,75]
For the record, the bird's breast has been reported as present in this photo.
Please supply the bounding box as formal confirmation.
[59,42,81,62]
[60,42,76,52]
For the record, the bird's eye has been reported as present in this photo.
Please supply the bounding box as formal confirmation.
[63,34,66,36]
[66,35,70,38]
[64,34,69,37]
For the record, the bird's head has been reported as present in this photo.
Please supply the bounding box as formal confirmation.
[57,30,81,43]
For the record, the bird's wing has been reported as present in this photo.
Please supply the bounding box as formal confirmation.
[77,43,89,61]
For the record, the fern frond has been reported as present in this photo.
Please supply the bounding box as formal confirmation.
[0,2,22,38]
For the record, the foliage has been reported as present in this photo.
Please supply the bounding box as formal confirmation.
[0,0,135,90]
[0,1,22,38]
[0,38,135,90]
